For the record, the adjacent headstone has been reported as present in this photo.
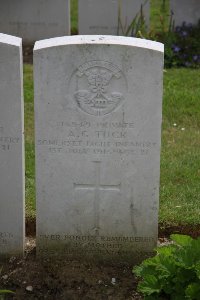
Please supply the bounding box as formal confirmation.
[170,0,200,26]
[0,33,25,259]
[78,0,150,35]
[34,35,164,264]
[0,0,70,45]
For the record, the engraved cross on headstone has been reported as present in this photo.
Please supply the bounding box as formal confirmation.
[74,161,121,236]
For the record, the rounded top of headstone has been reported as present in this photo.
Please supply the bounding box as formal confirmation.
[0,33,22,47]
[34,35,164,53]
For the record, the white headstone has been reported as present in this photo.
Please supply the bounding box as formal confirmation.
[79,0,150,35]
[0,0,70,45]
[34,35,164,264]
[170,0,200,26]
[0,33,25,259]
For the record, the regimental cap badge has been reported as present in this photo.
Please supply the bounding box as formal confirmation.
[73,61,127,116]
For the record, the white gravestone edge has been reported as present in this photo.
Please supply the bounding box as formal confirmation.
[0,33,22,47]
[34,35,164,53]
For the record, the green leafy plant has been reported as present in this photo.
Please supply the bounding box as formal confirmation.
[168,21,200,68]
[118,0,200,69]
[133,234,200,299]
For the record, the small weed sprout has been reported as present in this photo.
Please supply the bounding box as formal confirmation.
[0,267,15,300]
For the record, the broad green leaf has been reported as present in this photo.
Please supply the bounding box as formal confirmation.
[171,294,187,300]
[170,234,193,247]
[138,275,161,295]
[175,247,198,269]
[190,239,200,260]
[134,264,160,280]
[141,255,160,266]
[172,272,196,299]
[156,256,176,277]
[161,277,176,294]
[173,268,195,284]
[156,245,176,256]
[195,262,200,279]
[144,295,160,300]
[133,265,143,277]
[134,234,200,299]
[185,283,200,299]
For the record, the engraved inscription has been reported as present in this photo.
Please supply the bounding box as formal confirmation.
[37,119,158,156]
[38,234,156,256]
[38,137,156,156]
[39,234,155,243]
[74,161,121,236]
[71,61,127,116]
[89,26,118,31]
[0,232,13,246]
[9,21,58,27]
[0,135,20,151]
[56,121,134,129]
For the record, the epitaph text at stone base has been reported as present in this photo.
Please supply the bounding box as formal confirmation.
[34,36,164,264]
[0,33,25,259]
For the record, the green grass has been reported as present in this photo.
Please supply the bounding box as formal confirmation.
[24,65,200,226]
[160,69,200,225]
[151,0,170,32]
[71,0,78,34]
[24,65,35,218]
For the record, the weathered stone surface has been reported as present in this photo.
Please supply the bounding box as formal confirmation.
[0,33,25,259]
[170,0,200,26]
[79,0,150,35]
[0,0,70,45]
[34,35,164,264]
